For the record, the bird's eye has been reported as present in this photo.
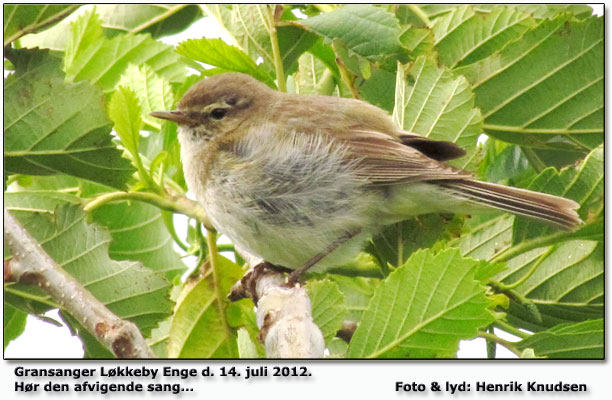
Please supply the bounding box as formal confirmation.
[210,108,227,120]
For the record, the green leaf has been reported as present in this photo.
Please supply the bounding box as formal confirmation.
[5,198,173,338]
[147,317,172,358]
[509,5,595,20]
[63,9,187,92]
[299,5,404,62]
[4,48,134,189]
[479,140,536,187]
[457,15,603,152]
[176,38,275,87]
[329,275,380,324]
[3,191,82,214]
[168,255,243,358]
[397,4,594,23]
[308,38,341,78]
[18,5,201,50]
[327,337,349,358]
[367,215,453,269]
[294,52,335,95]
[433,6,536,68]
[4,4,79,46]
[394,57,483,169]
[399,27,435,59]
[498,241,603,332]
[306,280,346,345]
[237,327,259,358]
[331,37,398,110]
[348,249,497,358]
[118,64,175,130]
[90,201,186,280]
[83,4,201,38]
[4,303,28,350]
[450,147,603,334]
[202,5,275,76]
[513,145,603,243]
[202,5,312,78]
[108,86,142,160]
[277,24,319,75]
[517,319,603,358]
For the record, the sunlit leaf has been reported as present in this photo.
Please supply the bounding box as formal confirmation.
[5,198,173,338]
[4,48,134,189]
[4,4,79,46]
[64,9,187,92]
[176,38,275,87]
[394,56,483,169]
[168,256,243,358]
[457,15,603,152]
[517,319,603,358]
[348,249,498,358]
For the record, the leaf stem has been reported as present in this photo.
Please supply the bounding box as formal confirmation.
[130,5,188,33]
[477,331,522,357]
[490,230,568,263]
[267,5,286,92]
[217,243,236,253]
[483,123,602,135]
[396,223,404,267]
[335,57,360,99]
[206,228,234,354]
[83,191,211,228]
[407,5,432,28]
[521,146,547,173]
[494,246,555,290]
[134,156,160,193]
[486,325,496,359]
[315,68,336,95]
[493,320,530,340]
[161,210,189,252]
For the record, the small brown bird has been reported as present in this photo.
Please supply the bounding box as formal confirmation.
[152,73,581,279]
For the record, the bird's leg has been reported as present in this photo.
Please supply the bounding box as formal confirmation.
[288,228,361,284]
[228,261,290,304]
[261,262,293,274]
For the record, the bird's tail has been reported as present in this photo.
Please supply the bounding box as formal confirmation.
[438,180,582,229]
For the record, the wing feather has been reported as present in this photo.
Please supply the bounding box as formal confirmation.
[338,130,472,185]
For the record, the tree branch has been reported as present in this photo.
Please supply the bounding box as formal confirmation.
[4,208,154,358]
[230,263,325,358]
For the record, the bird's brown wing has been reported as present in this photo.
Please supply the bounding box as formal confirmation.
[398,133,466,162]
[340,130,472,185]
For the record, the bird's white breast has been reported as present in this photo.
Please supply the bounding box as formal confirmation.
[198,125,379,270]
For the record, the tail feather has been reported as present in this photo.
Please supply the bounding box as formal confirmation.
[438,180,582,229]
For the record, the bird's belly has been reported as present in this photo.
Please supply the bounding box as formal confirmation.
[200,130,378,270]
[205,199,373,271]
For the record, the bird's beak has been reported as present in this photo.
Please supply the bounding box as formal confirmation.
[150,110,197,125]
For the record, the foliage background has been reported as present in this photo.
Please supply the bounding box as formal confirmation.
[3,4,603,359]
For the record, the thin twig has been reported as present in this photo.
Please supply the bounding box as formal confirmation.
[477,331,522,357]
[493,320,530,340]
[267,4,286,92]
[83,191,212,229]
[206,229,234,354]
